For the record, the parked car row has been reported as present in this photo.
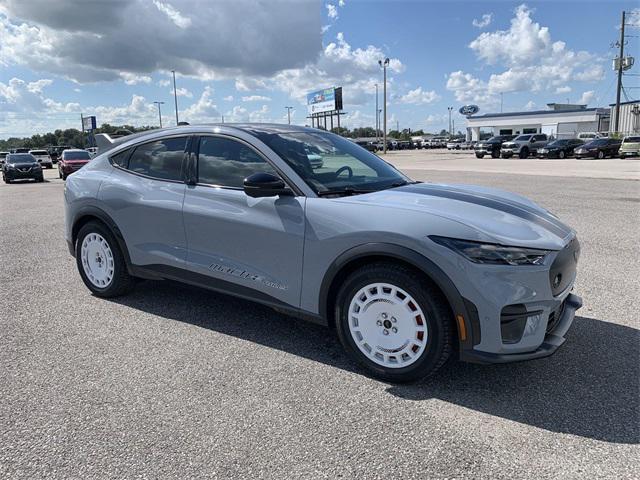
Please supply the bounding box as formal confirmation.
[2,148,93,184]
[474,134,632,159]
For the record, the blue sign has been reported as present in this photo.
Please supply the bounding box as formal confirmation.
[459,105,479,116]
[82,115,97,130]
[307,88,337,114]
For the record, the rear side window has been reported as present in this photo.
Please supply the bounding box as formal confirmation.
[624,136,640,143]
[196,136,276,188]
[110,149,131,168]
[127,137,188,181]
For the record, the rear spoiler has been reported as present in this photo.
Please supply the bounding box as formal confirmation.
[95,133,126,155]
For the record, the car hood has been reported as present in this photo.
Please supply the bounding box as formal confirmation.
[336,183,574,249]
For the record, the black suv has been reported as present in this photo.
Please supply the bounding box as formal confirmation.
[474,135,515,158]
[2,153,44,183]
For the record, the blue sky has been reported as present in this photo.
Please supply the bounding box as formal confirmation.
[1,0,638,138]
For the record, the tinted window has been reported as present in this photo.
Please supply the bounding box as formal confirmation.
[8,154,36,162]
[514,135,532,141]
[534,135,546,141]
[197,136,276,188]
[623,136,640,143]
[128,137,188,181]
[548,140,568,147]
[30,150,48,155]
[110,149,131,168]
[64,151,91,160]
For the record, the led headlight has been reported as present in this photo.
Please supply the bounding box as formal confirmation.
[430,236,550,266]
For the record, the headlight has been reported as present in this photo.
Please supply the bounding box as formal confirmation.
[430,236,550,266]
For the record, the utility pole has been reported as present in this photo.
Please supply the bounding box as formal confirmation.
[153,101,164,128]
[375,83,379,143]
[614,10,626,134]
[379,58,389,153]
[285,106,294,125]
[171,70,179,126]
[447,107,453,136]
[80,113,85,148]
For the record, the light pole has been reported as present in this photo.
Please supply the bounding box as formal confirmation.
[153,101,165,128]
[378,58,390,153]
[285,106,294,125]
[375,83,379,143]
[171,70,179,125]
[447,107,453,136]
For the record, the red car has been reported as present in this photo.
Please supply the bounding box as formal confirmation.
[58,149,91,180]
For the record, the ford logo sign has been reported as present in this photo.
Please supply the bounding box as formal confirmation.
[459,105,479,116]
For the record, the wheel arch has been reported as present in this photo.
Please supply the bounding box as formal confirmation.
[321,244,469,330]
[71,206,132,268]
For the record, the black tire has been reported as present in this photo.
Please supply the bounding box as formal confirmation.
[597,150,604,159]
[519,147,529,159]
[335,262,454,383]
[558,150,565,159]
[4,177,11,184]
[475,153,484,159]
[36,175,44,182]
[491,149,500,158]
[62,173,68,180]
[58,169,62,179]
[75,221,135,298]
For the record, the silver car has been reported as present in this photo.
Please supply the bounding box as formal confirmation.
[64,124,581,382]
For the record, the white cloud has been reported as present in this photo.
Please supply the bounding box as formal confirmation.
[399,87,440,105]
[157,79,171,87]
[152,0,191,29]
[242,95,272,102]
[578,90,595,105]
[182,86,220,122]
[92,95,157,125]
[223,95,234,101]
[171,87,193,98]
[472,13,493,29]
[555,86,572,94]
[338,0,345,6]
[0,77,76,113]
[0,1,321,83]
[524,100,536,111]
[120,72,152,85]
[446,5,604,107]
[326,4,338,20]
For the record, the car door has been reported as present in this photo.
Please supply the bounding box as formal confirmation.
[182,134,306,308]
[99,135,190,269]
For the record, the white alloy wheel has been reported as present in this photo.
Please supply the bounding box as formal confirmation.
[348,283,428,368]
[81,233,115,288]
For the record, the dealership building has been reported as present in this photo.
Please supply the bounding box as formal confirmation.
[465,103,611,141]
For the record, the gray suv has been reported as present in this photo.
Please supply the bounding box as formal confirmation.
[500,134,549,159]
[64,124,581,382]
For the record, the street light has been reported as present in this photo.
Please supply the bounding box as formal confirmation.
[447,107,453,137]
[153,101,165,128]
[378,58,389,153]
[285,106,294,125]
[375,83,379,143]
[171,70,179,125]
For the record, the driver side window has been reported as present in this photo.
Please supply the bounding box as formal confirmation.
[197,136,277,188]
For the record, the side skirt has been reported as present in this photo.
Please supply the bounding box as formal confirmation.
[129,264,328,327]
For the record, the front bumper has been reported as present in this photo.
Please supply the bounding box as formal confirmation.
[620,151,639,158]
[4,168,42,179]
[460,293,582,364]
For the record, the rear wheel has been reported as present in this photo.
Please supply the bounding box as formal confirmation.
[597,150,604,159]
[475,153,484,159]
[76,221,135,298]
[335,262,453,383]
[558,150,565,159]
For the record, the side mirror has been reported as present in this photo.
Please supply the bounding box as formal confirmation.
[243,172,292,198]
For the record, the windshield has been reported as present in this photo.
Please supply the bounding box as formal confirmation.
[514,135,532,141]
[30,150,48,155]
[250,130,410,195]
[8,154,36,163]
[623,136,640,143]
[586,139,609,147]
[64,151,91,160]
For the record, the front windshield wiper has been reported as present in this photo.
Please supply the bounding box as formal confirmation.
[317,187,378,197]
[389,180,421,188]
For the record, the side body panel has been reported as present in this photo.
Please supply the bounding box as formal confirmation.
[182,186,306,307]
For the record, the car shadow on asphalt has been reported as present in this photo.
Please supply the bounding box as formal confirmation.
[110,280,639,445]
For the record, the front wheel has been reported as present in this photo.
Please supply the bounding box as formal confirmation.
[558,150,565,159]
[519,147,529,159]
[597,150,604,159]
[76,221,135,298]
[475,153,484,159]
[491,150,500,158]
[335,262,453,383]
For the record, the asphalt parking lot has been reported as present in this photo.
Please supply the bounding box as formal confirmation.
[1,152,639,479]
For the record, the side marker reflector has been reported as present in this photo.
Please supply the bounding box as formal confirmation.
[456,315,467,341]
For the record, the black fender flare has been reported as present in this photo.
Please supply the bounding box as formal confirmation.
[318,242,480,352]
[71,205,132,268]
